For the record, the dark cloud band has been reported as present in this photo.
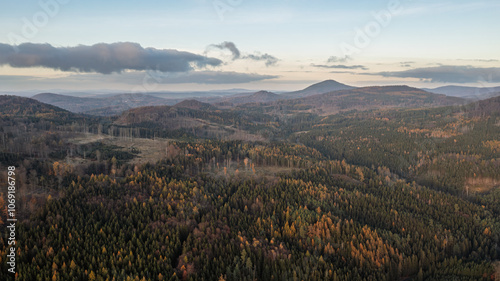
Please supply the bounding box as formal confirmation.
[0,42,223,74]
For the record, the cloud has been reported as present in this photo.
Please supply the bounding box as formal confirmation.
[311,64,367,70]
[327,56,352,63]
[243,53,279,66]
[206,41,279,66]
[374,66,500,83]
[457,59,499,63]
[207,41,241,60]
[0,42,222,74]
[400,61,415,67]
[329,71,358,74]
[313,56,363,70]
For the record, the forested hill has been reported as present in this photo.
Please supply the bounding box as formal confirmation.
[463,96,500,117]
[217,90,282,105]
[264,86,466,115]
[173,99,216,111]
[0,95,75,119]
[282,79,355,98]
[113,104,272,140]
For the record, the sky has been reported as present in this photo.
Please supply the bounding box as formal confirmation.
[1,0,500,94]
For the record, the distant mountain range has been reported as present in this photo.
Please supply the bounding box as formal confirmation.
[261,85,465,115]
[424,85,500,99]
[27,80,357,114]
[196,80,355,106]
[16,79,499,117]
[32,93,176,116]
[3,87,498,143]
[215,91,282,106]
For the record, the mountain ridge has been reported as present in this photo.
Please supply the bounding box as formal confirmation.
[32,92,174,116]
[282,79,355,98]
[264,85,466,115]
[424,85,500,99]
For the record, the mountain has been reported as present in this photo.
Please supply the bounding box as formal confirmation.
[173,99,215,110]
[32,93,174,116]
[282,79,355,98]
[424,85,500,99]
[0,95,74,119]
[217,90,282,106]
[267,86,465,115]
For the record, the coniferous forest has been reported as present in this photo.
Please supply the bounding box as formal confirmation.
[0,94,499,280]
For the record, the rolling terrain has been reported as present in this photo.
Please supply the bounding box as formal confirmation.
[239,85,466,116]
[32,92,175,116]
[30,80,500,118]
[0,85,499,281]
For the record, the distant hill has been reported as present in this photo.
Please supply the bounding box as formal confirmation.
[173,99,215,111]
[115,105,231,131]
[267,86,465,115]
[32,93,98,113]
[32,93,174,116]
[424,85,500,99]
[218,90,282,105]
[114,105,267,141]
[282,80,355,98]
[0,95,74,119]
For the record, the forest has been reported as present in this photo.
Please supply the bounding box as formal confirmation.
[0,95,499,280]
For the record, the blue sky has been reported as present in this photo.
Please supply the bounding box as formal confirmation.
[1,0,499,93]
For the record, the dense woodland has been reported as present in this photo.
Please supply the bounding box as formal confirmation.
[0,95,499,280]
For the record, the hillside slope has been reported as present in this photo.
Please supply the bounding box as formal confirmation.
[0,95,74,119]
